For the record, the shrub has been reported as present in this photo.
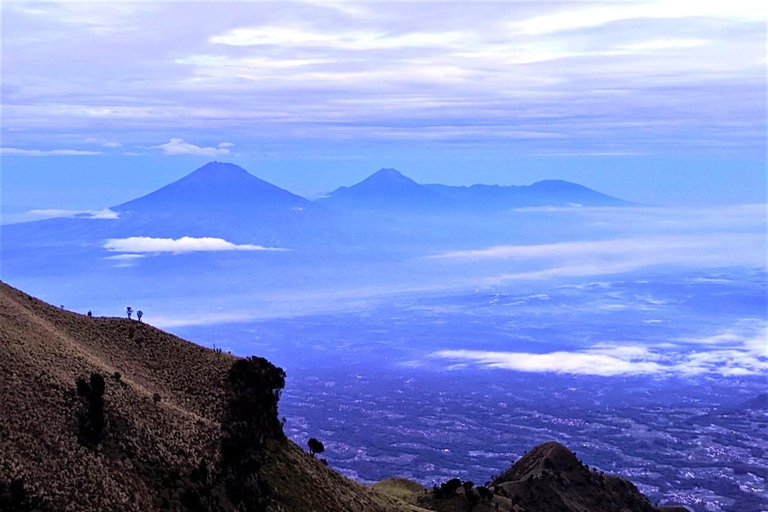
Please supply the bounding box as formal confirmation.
[153,393,162,405]
[477,485,493,502]
[438,478,462,498]
[308,438,325,457]
[75,373,106,447]
[219,356,287,512]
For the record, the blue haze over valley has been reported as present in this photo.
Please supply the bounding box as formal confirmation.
[2,2,766,510]
[2,161,766,511]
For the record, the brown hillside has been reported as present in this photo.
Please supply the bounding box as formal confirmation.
[0,280,411,512]
[490,442,682,512]
[415,441,686,512]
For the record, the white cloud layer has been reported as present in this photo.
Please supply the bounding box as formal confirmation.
[432,349,663,376]
[153,138,233,156]
[1,1,764,157]
[85,137,122,148]
[9,208,120,223]
[510,1,766,35]
[431,207,766,282]
[103,236,286,254]
[430,321,768,377]
[0,147,102,156]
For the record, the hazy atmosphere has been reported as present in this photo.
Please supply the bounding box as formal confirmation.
[1,2,766,512]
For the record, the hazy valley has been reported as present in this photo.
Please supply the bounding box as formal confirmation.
[2,162,766,511]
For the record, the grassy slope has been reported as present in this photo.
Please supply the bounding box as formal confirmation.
[0,280,411,512]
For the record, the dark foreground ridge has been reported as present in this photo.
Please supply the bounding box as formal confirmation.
[0,280,683,512]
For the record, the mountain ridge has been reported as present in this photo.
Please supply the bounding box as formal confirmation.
[5,162,633,228]
[0,162,634,262]
[319,166,631,212]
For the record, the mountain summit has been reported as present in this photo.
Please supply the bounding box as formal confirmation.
[100,162,322,243]
[115,162,312,214]
[357,168,420,188]
[320,168,447,211]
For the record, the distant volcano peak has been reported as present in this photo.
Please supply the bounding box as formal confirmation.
[362,168,417,186]
[320,167,445,210]
[114,162,312,213]
[529,179,587,190]
[185,161,253,181]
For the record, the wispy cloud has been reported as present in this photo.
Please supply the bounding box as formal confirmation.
[104,253,145,260]
[0,148,102,156]
[85,137,122,148]
[509,1,766,35]
[430,321,768,377]
[153,138,233,156]
[432,237,695,261]
[509,204,768,232]
[431,348,663,376]
[210,25,470,50]
[9,208,119,223]
[430,203,766,281]
[2,1,763,158]
[431,232,765,282]
[102,236,287,254]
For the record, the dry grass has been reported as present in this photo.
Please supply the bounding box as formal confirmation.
[0,280,234,511]
[0,280,416,512]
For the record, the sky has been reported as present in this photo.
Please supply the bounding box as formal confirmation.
[1,0,766,214]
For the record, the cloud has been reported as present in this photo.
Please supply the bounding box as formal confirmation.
[104,254,145,260]
[510,1,766,35]
[432,237,689,261]
[85,137,122,148]
[210,25,469,50]
[0,148,102,156]
[509,205,768,233]
[10,208,119,223]
[678,321,768,357]
[431,349,663,376]
[102,236,286,254]
[153,138,233,156]
[431,225,766,281]
[430,322,768,377]
[2,1,764,159]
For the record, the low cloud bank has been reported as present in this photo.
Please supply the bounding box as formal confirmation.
[153,138,233,156]
[431,232,765,282]
[431,349,663,376]
[430,322,767,377]
[103,236,287,254]
[0,147,102,156]
[7,208,120,223]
